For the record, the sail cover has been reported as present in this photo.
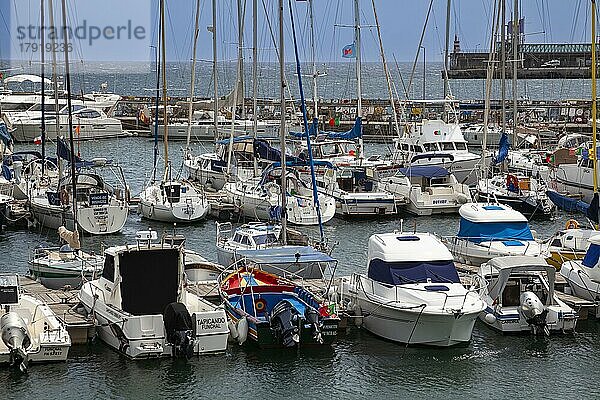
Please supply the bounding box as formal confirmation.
[368,259,460,284]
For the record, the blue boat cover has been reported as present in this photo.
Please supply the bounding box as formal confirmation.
[399,166,449,178]
[582,244,600,268]
[586,193,599,224]
[457,218,533,243]
[215,135,253,145]
[0,123,12,145]
[234,246,335,265]
[547,190,590,216]
[368,259,460,285]
[253,138,302,164]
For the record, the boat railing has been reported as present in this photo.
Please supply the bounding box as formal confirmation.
[355,274,478,312]
[442,235,537,257]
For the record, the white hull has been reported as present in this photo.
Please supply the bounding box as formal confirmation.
[444,237,546,266]
[79,282,229,359]
[30,198,128,235]
[11,120,125,142]
[138,182,209,223]
[340,275,481,346]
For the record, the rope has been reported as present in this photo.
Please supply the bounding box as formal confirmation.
[403,304,426,356]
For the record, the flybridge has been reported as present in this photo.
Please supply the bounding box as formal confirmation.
[16,20,146,46]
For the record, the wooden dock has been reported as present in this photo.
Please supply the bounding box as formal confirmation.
[18,276,95,344]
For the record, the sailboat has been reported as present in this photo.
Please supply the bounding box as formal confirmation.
[138,1,208,223]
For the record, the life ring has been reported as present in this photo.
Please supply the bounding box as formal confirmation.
[506,174,519,193]
[60,189,69,205]
[565,219,580,230]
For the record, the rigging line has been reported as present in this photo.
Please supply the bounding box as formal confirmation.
[407,0,434,99]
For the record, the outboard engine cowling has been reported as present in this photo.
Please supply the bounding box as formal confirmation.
[519,291,549,335]
[163,302,194,358]
[304,307,322,344]
[269,300,300,347]
[1,312,31,370]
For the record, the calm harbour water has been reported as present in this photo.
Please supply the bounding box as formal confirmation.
[0,138,599,399]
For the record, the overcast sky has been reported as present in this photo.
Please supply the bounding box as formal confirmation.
[0,0,595,63]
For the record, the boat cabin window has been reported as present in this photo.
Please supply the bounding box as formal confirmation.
[2,102,32,111]
[455,142,467,150]
[75,109,101,119]
[502,280,521,306]
[441,143,455,151]
[233,233,243,243]
[240,235,251,246]
[400,143,409,151]
[254,233,278,246]
[423,143,438,152]
[101,254,115,282]
[164,184,181,203]
[29,103,57,112]
[320,144,339,157]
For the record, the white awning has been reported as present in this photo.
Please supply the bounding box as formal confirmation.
[4,74,51,85]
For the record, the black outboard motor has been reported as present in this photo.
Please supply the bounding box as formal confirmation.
[163,302,194,358]
[269,300,300,347]
[304,307,322,344]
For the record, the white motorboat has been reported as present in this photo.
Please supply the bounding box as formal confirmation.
[10,105,125,142]
[138,179,209,223]
[338,231,485,346]
[215,222,334,279]
[79,231,229,359]
[29,243,104,283]
[392,119,484,185]
[315,164,396,217]
[443,203,546,266]
[476,256,577,334]
[545,224,596,268]
[551,152,596,203]
[223,164,335,225]
[0,274,71,371]
[380,165,471,216]
[476,173,554,218]
[30,160,129,235]
[560,235,600,306]
[507,149,550,180]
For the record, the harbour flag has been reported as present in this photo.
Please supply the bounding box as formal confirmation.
[33,136,42,145]
[342,43,356,58]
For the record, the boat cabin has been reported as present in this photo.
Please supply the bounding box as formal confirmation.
[457,203,534,245]
[367,232,460,286]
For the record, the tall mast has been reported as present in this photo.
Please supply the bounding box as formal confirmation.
[252,0,259,176]
[279,0,287,244]
[40,0,46,174]
[226,0,244,175]
[512,0,519,143]
[238,0,245,121]
[354,0,363,160]
[160,0,169,174]
[500,0,506,136]
[443,0,451,100]
[60,0,77,224]
[48,0,62,178]
[186,0,201,150]
[592,0,598,194]
[212,0,218,141]
[309,0,318,118]
[371,0,399,137]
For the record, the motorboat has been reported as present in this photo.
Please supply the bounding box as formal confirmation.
[507,149,550,181]
[476,256,578,334]
[315,164,396,217]
[138,179,209,223]
[30,159,129,234]
[551,151,596,203]
[560,234,600,304]
[544,223,595,268]
[380,165,471,216]
[392,119,483,185]
[215,222,336,279]
[223,163,336,225]
[10,105,125,143]
[79,231,229,359]
[337,231,485,346]
[219,266,339,348]
[476,173,554,218]
[0,274,71,371]
[443,203,546,266]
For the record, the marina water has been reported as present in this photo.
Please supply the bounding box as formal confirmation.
[0,137,599,399]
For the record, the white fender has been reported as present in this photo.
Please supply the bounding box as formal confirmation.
[228,320,239,341]
[237,316,248,345]
[353,304,363,327]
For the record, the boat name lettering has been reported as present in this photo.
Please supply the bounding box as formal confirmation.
[42,347,64,356]
[197,317,226,330]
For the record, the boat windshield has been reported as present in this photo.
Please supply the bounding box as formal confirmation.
[368,259,460,285]
[254,233,278,246]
